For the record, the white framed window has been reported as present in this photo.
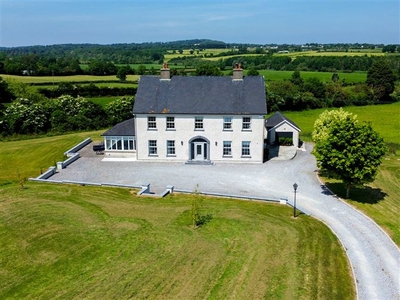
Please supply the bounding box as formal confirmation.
[223,117,232,130]
[242,141,251,156]
[105,136,135,151]
[223,141,232,156]
[242,117,251,130]
[147,116,157,129]
[166,116,175,130]
[195,116,203,130]
[167,140,175,156]
[148,140,157,155]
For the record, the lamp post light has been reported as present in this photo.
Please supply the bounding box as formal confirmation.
[293,183,298,218]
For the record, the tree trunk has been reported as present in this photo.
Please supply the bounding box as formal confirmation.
[346,184,351,198]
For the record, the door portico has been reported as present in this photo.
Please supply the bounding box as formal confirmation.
[189,136,210,162]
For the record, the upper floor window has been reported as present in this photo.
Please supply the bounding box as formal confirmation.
[223,117,232,130]
[148,116,156,129]
[166,116,175,129]
[242,117,251,130]
[195,116,203,130]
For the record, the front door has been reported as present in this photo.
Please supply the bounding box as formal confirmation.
[194,142,204,160]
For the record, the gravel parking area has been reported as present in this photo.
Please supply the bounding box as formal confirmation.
[50,143,400,300]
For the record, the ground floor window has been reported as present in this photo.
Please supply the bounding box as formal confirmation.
[223,141,232,156]
[242,141,251,156]
[167,140,175,156]
[105,136,135,151]
[149,140,157,155]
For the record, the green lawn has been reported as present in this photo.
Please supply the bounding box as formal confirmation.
[0,132,355,299]
[282,102,400,245]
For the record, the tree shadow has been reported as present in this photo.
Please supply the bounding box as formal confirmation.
[197,214,213,227]
[324,182,387,204]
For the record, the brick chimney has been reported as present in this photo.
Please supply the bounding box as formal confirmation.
[232,63,243,80]
[160,63,170,80]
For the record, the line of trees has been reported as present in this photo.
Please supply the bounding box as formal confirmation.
[0,95,134,136]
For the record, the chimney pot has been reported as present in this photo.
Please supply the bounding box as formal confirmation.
[160,63,170,80]
[232,63,243,80]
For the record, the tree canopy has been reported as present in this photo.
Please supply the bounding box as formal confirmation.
[366,59,396,101]
[312,110,386,198]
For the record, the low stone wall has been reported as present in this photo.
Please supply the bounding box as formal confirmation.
[35,166,56,180]
[57,153,80,170]
[64,137,91,157]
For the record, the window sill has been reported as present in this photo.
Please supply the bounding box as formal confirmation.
[241,129,252,132]
[167,154,176,157]
[166,129,176,131]
[194,129,204,131]
[223,129,233,132]
[241,155,252,158]
[148,154,158,157]
[147,128,158,131]
[223,155,233,158]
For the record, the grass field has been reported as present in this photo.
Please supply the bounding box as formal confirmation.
[282,102,400,245]
[1,74,140,84]
[0,132,355,299]
[278,50,386,58]
[261,70,366,83]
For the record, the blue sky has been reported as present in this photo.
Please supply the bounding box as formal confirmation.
[1,0,399,47]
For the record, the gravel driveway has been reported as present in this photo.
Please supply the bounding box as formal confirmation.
[50,143,400,300]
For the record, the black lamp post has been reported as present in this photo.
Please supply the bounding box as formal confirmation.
[293,183,298,218]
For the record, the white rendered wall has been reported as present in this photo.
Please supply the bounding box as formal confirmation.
[269,121,300,147]
[135,114,265,163]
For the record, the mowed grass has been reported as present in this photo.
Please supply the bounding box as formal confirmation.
[0,132,355,299]
[0,131,104,183]
[0,183,354,299]
[282,103,400,245]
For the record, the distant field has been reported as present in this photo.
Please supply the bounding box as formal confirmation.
[1,74,140,84]
[281,102,400,143]
[0,131,354,299]
[90,96,121,107]
[2,70,366,84]
[278,50,386,58]
[261,70,366,83]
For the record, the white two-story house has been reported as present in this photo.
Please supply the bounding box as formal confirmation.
[103,64,267,163]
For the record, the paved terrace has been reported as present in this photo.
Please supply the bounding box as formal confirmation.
[48,143,399,300]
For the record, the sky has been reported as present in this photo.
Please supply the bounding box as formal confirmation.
[0,0,399,47]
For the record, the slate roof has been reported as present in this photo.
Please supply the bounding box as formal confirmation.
[102,118,135,136]
[133,75,267,115]
[265,112,301,131]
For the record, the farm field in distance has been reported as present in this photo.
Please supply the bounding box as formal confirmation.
[1,69,366,86]
[0,131,355,299]
[0,74,140,84]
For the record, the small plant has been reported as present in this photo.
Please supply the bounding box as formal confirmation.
[190,184,213,228]
[278,137,293,146]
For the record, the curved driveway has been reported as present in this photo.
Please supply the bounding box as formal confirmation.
[51,143,400,300]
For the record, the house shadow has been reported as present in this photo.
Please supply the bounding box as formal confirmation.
[265,145,280,161]
[324,182,387,204]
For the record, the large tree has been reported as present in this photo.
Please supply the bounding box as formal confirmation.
[366,59,396,101]
[312,110,386,198]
